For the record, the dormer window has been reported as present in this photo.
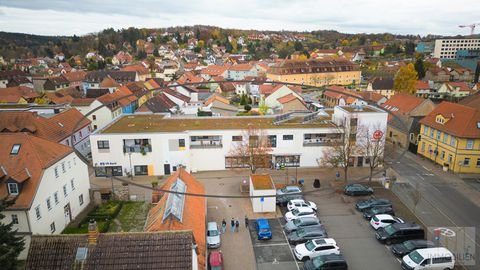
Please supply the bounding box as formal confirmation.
[435,115,446,125]
[10,144,21,155]
[8,183,19,195]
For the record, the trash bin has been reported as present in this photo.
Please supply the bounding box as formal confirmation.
[313,179,321,188]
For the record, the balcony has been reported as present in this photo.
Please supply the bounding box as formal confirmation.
[190,140,223,149]
[123,145,152,154]
[303,138,342,146]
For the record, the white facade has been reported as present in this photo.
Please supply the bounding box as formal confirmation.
[264,85,302,109]
[226,67,258,80]
[249,176,276,213]
[73,99,120,131]
[433,38,480,59]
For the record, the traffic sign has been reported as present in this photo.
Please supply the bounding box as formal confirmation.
[260,197,264,202]
[373,130,384,140]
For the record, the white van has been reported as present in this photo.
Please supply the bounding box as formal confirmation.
[401,247,455,270]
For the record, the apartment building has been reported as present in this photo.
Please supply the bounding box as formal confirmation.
[433,38,480,59]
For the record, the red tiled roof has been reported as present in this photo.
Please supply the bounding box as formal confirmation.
[0,86,40,102]
[45,92,74,104]
[415,80,430,90]
[446,82,471,92]
[419,101,480,138]
[205,93,229,106]
[228,63,253,71]
[200,65,229,76]
[459,92,480,109]
[61,71,87,82]
[0,133,73,209]
[277,93,299,104]
[177,72,205,85]
[99,76,120,88]
[382,93,425,115]
[121,64,150,75]
[162,88,191,103]
[71,98,95,106]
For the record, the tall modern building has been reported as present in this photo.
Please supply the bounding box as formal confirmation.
[433,38,480,59]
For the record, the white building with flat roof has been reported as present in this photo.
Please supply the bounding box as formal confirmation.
[433,38,480,59]
[90,105,387,176]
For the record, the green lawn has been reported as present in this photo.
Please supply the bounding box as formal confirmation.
[108,202,152,232]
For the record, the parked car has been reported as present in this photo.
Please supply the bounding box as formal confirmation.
[287,199,318,212]
[363,206,395,220]
[376,223,425,245]
[370,214,404,230]
[207,222,221,248]
[256,218,272,240]
[287,227,328,245]
[277,185,302,196]
[355,198,391,211]
[391,240,435,257]
[303,254,348,270]
[208,250,223,270]
[401,247,454,270]
[294,238,340,261]
[344,183,374,196]
[285,207,317,222]
[284,216,322,233]
[277,194,304,206]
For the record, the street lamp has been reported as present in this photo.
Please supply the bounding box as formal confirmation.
[128,152,133,180]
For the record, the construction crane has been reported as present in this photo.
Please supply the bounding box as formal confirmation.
[458,23,480,35]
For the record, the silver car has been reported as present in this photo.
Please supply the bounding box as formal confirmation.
[284,216,321,233]
[207,222,221,248]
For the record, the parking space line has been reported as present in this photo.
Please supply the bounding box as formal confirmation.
[276,217,301,270]
[253,243,290,247]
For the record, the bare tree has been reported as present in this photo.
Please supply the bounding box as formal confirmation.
[229,124,273,173]
[357,125,386,183]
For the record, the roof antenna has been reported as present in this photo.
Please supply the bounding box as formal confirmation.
[0,165,7,176]
[25,167,31,178]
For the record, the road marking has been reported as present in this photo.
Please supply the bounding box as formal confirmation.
[207,206,218,209]
[276,218,301,270]
[422,165,431,171]
[416,174,425,180]
[396,258,402,263]
[254,243,290,247]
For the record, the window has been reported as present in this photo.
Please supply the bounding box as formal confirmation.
[436,131,441,140]
[428,145,432,152]
[409,133,414,142]
[448,154,453,163]
[466,139,474,149]
[61,162,66,173]
[35,205,41,220]
[8,183,19,195]
[54,167,59,178]
[46,197,52,210]
[11,214,18,225]
[424,126,429,135]
[430,128,434,137]
[50,222,56,233]
[63,185,68,197]
[10,144,21,155]
[134,165,148,176]
[450,136,456,147]
[93,125,98,130]
[73,157,77,166]
[283,135,293,141]
[232,136,243,142]
[97,140,110,149]
[79,194,84,206]
[463,158,470,166]
[268,135,277,148]
[79,130,83,138]
[70,179,75,191]
[178,139,185,147]
[441,151,445,160]
[421,142,425,152]
[54,192,59,204]
[68,161,71,169]
[92,115,96,120]
[443,134,448,143]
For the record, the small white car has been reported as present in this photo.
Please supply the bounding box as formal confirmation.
[207,222,221,248]
[294,238,340,261]
[370,214,404,230]
[285,207,316,222]
[287,199,317,212]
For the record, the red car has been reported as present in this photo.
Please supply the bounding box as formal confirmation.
[208,250,223,270]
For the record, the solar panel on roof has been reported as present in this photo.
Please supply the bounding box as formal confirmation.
[162,179,187,223]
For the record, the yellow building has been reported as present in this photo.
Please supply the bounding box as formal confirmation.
[417,101,480,174]
[266,59,361,87]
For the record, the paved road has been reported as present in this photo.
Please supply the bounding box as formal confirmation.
[388,149,480,269]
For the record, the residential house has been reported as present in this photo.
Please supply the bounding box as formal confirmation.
[0,86,40,104]
[136,92,177,113]
[459,91,480,109]
[264,84,303,111]
[276,94,309,113]
[417,102,480,173]
[437,82,473,100]
[98,76,121,93]
[43,76,71,92]
[450,68,474,82]
[145,168,206,270]
[122,64,150,81]
[26,229,198,270]
[218,82,236,97]
[112,51,133,65]
[62,71,87,91]
[0,70,29,88]
[424,67,451,82]
[233,82,249,95]
[0,133,91,259]
[322,86,367,108]
[83,71,138,94]
[72,98,118,131]
[6,76,33,88]
[367,77,395,99]
[44,92,74,105]
[203,93,238,116]
[125,81,150,107]
[351,49,367,62]
[227,63,258,80]
[356,91,387,106]
[381,93,436,152]
[415,80,433,98]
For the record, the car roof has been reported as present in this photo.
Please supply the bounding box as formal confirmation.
[257,218,269,225]
[375,214,394,219]
[289,199,306,203]
[207,222,218,229]
[415,247,453,257]
[313,238,336,246]
[392,223,422,230]
[295,207,315,212]
[410,239,434,246]
[317,254,345,262]
[296,216,319,222]
[209,251,223,265]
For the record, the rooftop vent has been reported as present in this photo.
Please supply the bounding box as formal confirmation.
[75,247,88,262]
[57,122,64,127]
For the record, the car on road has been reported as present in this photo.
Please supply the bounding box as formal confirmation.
[287,199,318,212]
[401,247,454,270]
[344,183,374,196]
[285,207,317,222]
[376,223,425,245]
[277,185,302,196]
[294,238,340,261]
[370,214,404,230]
[303,254,348,270]
[287,227,328,245]
[363,206,395,220]
[207,222,221,248]
[208,250,223,270]
[284,216,322,233]
[391,240,435,257]
[255,218,272,240]
[276,194,304,206]
[355,198,391,211]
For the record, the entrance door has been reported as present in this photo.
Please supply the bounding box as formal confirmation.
[357,157,364,167]
[164,164,171,175]
[64,203,72,225]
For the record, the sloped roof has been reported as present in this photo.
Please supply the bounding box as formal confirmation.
[86,88,110,98]
[177,72,205,85]
[121,64,149,75]
[46,76,69,86]
[99,76,121,88]
[419,101,480,138]
[62,71,87,82]
[459,91,480,109]
[200,65,228,76]
[371,77,394,90]
[210,100,239,112]
[356,91,385,103]
[0,69,27,80]
[137,93,176,113]
[0,86,39,101]
[145,168,206,270]
[259,84,283,95]
[0,133,73,209]
[277,93,299,104]
[415,80,430,90]
[162,88,191,103]
[382,93,425,115]
[445,82,471,92]
[45,92,74,104]
[71,98,95,106]
[26,231,194,270]
[204,93,230,106]
[228,63,254,71]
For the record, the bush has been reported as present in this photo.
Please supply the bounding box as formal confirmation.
[89,201,122,219]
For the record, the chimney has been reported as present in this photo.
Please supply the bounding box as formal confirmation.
[87,220,99,245]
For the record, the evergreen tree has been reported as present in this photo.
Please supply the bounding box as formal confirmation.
[153,48,160,57]
[414,57,426,79]
[294,41,304,51]
[0,197,25,269]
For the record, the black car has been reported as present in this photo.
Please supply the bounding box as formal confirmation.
[344,184,373,196]
[287,227,328,245]
[376,223,425,245]
[303,254,348,270]
[363,206,395,220]
[277,194,304,206]
[391,239,435,257]
[355,198,391,211]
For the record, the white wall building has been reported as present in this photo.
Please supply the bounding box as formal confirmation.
[90,105,387,176]
[264,85,303,109]
[72,99,119,131]
[249,174,276,213]
[433,38,480,59]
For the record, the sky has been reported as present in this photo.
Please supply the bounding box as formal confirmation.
[0,0,479,37]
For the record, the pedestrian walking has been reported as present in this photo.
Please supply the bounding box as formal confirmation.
[244,215,249,228]
[230,218,235,233]
[221,219,226,234]
[235,219,240,232]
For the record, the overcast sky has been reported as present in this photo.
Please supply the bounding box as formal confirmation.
[0,0,478,36]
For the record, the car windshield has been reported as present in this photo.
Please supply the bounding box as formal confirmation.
[260,229,269,232]
[208,230,219,237]
[293,219,302,225]
[312,256,325,268]
[372,216,379,222]
[408,250,424,264]
[305,240,316,251]
[403,241,415,250]
[296,228,305,236]
[292,209,300,216]
[384,225,397,235]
